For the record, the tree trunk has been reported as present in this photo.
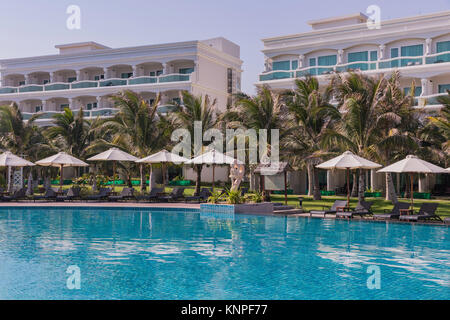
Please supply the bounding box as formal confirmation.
[307,164,314,196]
[140,164,145,192]
[312,167,322,200]
[195,164,202,195]
[404,175,409,199]
[351,171,358,197]
[385,173,398,203]
[358,169,365,202]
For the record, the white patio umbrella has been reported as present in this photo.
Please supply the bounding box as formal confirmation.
[136,149,188,189]
[378,155,447,209]
[316,151,382,205]
[87,148,139,191]
[0,151,35,192]
[185,149,243,190]
[35,152,88,191]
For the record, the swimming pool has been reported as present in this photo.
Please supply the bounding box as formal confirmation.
[0,207,448,300]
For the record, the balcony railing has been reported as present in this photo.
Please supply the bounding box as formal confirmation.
[259,50,450,81]
[22,108,119,121]
[0,73,191,95]
[414,93,447,108]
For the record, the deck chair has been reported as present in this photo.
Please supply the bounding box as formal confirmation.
[373,202,410,220]
[399,203,441,222]
[136,187,164,202]
[336,201,374,219]
[109,188,135,202]
[309,200,348,217]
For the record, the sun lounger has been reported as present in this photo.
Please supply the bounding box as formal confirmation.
[136,187,164,202]
[56,187,81,202]
[373,202,410,220]
[399,203,442,222]
[108,187,135,202]
[185,188,212,202]
[336,201,373,219]
[309,200,348,217]
[85,188,111,201]
[2,188,27,201]
[157,187,185,202]
[32,188,57,202]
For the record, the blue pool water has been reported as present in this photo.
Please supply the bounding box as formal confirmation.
[0,207,449,300]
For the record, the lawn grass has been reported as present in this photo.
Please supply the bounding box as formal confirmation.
[46,184,450,218]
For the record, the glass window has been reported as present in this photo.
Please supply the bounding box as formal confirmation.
[68,77,76,83]
[437,41,450,53]
[438,84,450,93]
[35,106,42,113]
[309,58,316,66]
[272,61,291,70]
[318,55,337,66]
[291,60,298,70]
[121,72,133,79]
[403,86,422,96]
[391,48,399,58]
[179,67,194,74]
[19,81,25,86]
[348,51,368,62]
[60,104,69,111]
[156,70,163,76]
[401,44,423,57]
[86,103,92,110]
[370,51,378,61]
[43,79,49,84]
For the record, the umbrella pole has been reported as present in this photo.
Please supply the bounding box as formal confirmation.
[60,164,63,192]
[346,168,350,206]
[410,173,414,211]
[212,164,215,192]
[113,161,116,193]
[149,164,152,192]
[162,163,166,189]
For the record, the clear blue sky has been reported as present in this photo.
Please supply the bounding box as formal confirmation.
[0,0,449,94]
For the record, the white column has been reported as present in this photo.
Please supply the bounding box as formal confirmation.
[50,72,55,83]
[298,55,305,68]
[42,100,47,112]
[76,70,81,81]
[162,63,168,75]
[327,171,334,191]
[337,49,344,64]
[103,67,108,79]
[425,38,432,55]
[25,74,31,85]
[379,44,386,60]
[96,96,102,109]
[418,174,429,192]
[132,65,138,78]
[421,78,430,96]
[68,98,74,110]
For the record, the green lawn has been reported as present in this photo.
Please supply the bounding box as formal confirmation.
[47,184,450,218]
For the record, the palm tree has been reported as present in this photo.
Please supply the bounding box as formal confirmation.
[222,86,291,197]
[45,107,92,158]
[325,72,393,201]
[284,77,341,200]
[95,90,172,188]
[171,91,217,195]
[428,93,450,160]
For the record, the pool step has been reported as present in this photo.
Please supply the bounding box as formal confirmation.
[273,209,304,215]
[273,205,295,211]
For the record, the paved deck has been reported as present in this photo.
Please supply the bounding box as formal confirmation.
[0,202,200,209]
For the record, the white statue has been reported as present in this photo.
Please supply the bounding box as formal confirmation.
[229,160,245,191]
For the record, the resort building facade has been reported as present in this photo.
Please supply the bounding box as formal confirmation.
[0,37,243,126]
[257,11,450,194]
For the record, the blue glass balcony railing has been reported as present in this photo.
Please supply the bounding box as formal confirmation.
[128,76,158,85]
[99,78,128,87]
[426,52,450,64]
[0,87,18,94]
[44,83,70,91]
[71,81,98,89]
[158,74,190,83]
[18,85,43,93]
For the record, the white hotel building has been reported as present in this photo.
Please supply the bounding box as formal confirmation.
[0,37,242,126]
[257,11,450,194]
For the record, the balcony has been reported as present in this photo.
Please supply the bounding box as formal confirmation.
[414,93,447,108]
[0,73,192,95]
[22,108,119,121]
[259,50,450,82]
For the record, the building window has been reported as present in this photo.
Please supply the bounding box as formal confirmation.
[401,44,423,57]
[35,106,42,112]
[318,55,337,66]
[19,81,25,86]
[272,61,291,70]
[309,58,316,66]
[121,72,133,79]
[43,79,49,84]
[370,51,378,61]
[68,77,76,83]
[438,84,450,93]
[403,86,422,97]
[291,60,298,70]
[437,41,450,53]
[60,104,69,111]
[94,75,104,81]
[172,97,181,105]
[227,68,233,94]
[179,67,194,74]
[156,70,163,76]
[348,51,368,62]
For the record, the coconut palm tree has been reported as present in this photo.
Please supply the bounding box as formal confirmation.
[94,90,172,188]
[0,103,50,160]
[428,93,450,159]
[284,77,341,200]
[171,91,217,195]
[222,86,291,198]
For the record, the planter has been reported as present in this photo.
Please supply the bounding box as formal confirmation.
[272,189,293,195]
[364,192,382,198]
[200,202,274,215]
[169,180,191,186]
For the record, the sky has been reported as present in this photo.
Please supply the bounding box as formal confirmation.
[0,0,449,94]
